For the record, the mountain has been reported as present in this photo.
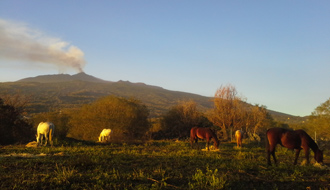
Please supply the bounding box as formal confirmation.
[17,72,109,83]
[2,73,212,117]
[1,73,306,122]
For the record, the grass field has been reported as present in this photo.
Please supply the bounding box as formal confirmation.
[0,140,329,190]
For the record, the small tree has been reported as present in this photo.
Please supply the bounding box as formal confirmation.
[160,100,207,139]
[307,98,330,140]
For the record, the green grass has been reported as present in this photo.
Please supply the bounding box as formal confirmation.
[0,141,329,189]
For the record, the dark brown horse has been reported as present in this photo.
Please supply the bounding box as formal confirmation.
[190,127,219,150]
[266,128,323,165]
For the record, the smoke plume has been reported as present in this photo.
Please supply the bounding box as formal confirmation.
[0,18,86,73]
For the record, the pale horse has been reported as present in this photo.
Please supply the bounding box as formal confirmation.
[36,122,55,146]
[235,130,244,148]
[99,129,112,142]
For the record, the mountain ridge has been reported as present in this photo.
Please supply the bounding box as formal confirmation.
[17,72,110,83]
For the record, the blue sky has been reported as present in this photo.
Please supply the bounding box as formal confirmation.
[1,1,330,116]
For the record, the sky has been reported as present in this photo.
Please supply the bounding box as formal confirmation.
[0,1,330,117]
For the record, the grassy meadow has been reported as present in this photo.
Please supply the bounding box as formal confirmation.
[0,140,329,190]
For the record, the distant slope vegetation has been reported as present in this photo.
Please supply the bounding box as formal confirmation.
[0,73,305,122]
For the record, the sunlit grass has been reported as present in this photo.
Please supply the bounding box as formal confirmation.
[0,140,329,189]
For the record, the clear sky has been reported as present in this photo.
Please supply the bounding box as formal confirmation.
[1,1,330,117]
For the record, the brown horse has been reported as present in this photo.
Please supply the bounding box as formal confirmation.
[190,127,219,150]
[235,130,243,148]
[266,128,323,166]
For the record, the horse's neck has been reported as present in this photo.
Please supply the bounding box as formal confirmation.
[306,134,319,152]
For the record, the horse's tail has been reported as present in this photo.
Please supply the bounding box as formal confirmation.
[49,128,53,147]
[265,129,270,152]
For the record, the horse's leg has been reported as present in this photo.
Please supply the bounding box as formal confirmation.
[36,134,40,144]
[44,133,48,146]
[206,138,210,151]
[190,137,193,148]
[303,147,310,164]
[271,149,277,165]
[294,149,301,165]
[40,135,44,146]
[267,145,277,166]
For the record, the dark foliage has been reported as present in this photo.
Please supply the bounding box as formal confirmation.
[0,98,33,145]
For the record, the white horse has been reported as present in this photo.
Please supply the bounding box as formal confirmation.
[99,129,112,142]
[36,122,55,146]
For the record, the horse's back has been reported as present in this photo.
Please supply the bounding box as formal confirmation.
[267,128,302,149]
[37,122,54,134]
[101,129,111,136]
[267,128,286,139]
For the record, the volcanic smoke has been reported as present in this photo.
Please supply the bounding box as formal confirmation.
[0,18,86,73]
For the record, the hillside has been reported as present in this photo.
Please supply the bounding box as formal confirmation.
[0,73,305,122]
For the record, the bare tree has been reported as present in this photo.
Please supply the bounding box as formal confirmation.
[208,84,244,140]
[208,85,272,141]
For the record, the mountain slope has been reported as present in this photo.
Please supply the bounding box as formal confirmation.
[1,73,305,122]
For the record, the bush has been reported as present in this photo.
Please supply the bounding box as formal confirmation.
[68,96,150,142]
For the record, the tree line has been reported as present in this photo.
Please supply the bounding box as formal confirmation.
[1,84,329,145]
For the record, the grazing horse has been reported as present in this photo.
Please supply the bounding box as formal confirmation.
[36,122,55,146]
[99,129,112,142]
[235,130,243,148]
[266,127,323,165]
[190,127,219,150]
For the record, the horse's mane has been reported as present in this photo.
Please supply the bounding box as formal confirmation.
[296,130,319,152]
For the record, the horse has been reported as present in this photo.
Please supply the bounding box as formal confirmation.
[36,122,55,146]
[190,127,219,150]
[266,127,323,166]
[99,129,112,142]
[235,130,243,148]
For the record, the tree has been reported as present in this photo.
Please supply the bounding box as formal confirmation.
[307,98,330,139]
[68,96,150,141]
[0,98,33,145]
[160,100,208,139]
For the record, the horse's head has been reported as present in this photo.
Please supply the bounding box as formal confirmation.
[315,149,323,163]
